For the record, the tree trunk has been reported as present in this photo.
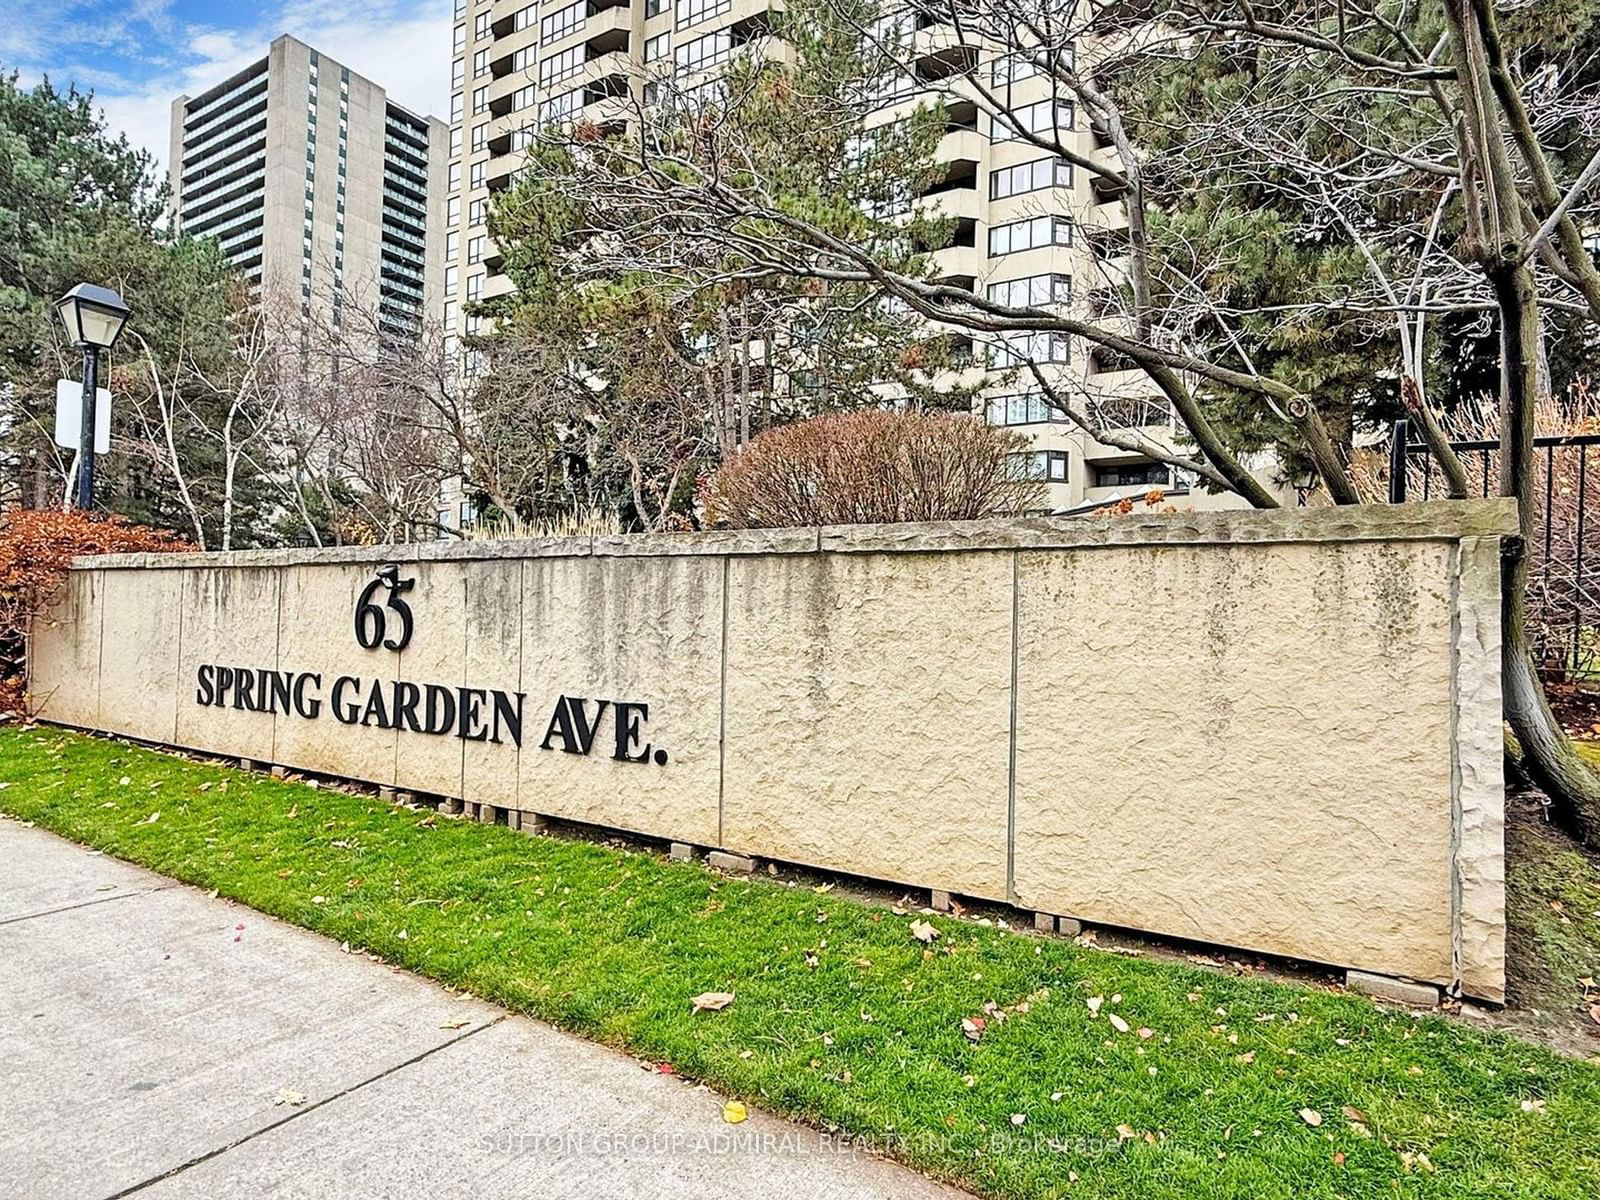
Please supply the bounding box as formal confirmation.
[1490,260,1600,845]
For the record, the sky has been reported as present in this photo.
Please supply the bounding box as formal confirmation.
[0,0,454,177]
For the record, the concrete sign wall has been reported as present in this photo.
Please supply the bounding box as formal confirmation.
[29,500,1517,1001]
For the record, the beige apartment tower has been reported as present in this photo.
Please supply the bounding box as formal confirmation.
[170,35,448,338]
[446,1,1281,512]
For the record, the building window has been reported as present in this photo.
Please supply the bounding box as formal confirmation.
[467,235,485,264]
[676,30,732,72]
[988,215,1073,257]
[540,87,583,122]
[453,23,466,52]
[471,123,488,153]
[448,161,462,190]
[474,11,491,38]
[1093,461,1172,489]
[677,0,731,29]
[466,273,484,301]
[473,86,489,115]
[1012,450,1069,483]
[644,32,670,61]
[445,265,460,297]
[994,330,1071,366]
[991,99,1074,143]
[985,392,1062,426]
[449,125,463,156]
[447,196,462,225]
[469,198,487,225]
[989,157,1073,199]
[452,58,465,88]
[986,273,1071,308]
[473,48,491,78]
[511,2,536,31]
[540,45,584,87]
[450,91,464,122]
[541,1,584,44]
[508,84,536,113]
[991,54,1039,86]
[646,0,668,15]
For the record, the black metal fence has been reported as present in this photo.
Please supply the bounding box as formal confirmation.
[1388,417,1600,678]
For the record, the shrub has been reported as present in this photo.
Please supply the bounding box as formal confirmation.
[0,510,191,715]
[703,410,1045,528]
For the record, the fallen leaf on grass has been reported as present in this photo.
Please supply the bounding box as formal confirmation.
[1521,1098,1548,1114]
[1115,1125,1137,1140]
[910,920,939,943]
[1299,1108,1324,1127]
[961,1017,986,1042]
[1108,1013,1130,1034]
[1010,1113,1026,1126]
[691,991,735,1013]
[1235,1051,1256,1065]
[1087,996,1104,1015]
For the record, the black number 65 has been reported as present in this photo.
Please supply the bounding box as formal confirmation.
[355,565,415,652]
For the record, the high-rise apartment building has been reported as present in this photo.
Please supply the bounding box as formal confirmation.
[170,35,448,338]
[445,2,1280,513]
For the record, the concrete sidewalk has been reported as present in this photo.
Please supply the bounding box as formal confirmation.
[0,818,970,1200]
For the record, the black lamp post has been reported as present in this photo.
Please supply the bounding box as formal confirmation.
[55,283,133,510]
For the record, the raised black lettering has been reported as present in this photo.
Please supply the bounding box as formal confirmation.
[196,664,215,707]
[214,666,235,707]
[267,670,292,715]
[490,691,524,747]
[233,666,257,712]
[423,684,456,735]
[541,696,609,755]
[612,701,652,764]
[456,687,488,741]
[293,673,323,719]
[393,682,423,733]
[331,675,361,725]
[360,682,391,729]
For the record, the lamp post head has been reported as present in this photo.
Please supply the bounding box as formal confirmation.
[56,283,133,352]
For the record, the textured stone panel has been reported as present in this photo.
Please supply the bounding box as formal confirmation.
[97,570,182,745]
[1012,540,1458,984]
[174,568,280,762]
[722,552,1012,897]
[516,556,722,844]
[273,564,397,786]
[394,561,467,798]
[28,571,102,728]
[462,559,523,812]
[1454,538,1507,1002]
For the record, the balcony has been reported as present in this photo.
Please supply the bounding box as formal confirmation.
[1088,197,1129,233]
[915,186,979,224]
[584,3,632,54]
[931,243,984,280]
[582,48,633,88]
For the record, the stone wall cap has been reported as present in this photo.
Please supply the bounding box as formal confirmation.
[69,499,1518,570]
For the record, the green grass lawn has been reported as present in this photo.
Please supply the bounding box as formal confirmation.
[4,726,1599,1199]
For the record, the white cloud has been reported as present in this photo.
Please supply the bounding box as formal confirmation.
[46,2,454,178]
